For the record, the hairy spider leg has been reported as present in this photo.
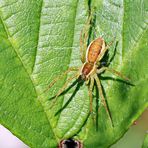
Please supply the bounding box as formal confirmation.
[95,66,130,126]
[97,67,130,81]
[94,74,114,127]
[43,67,79,93]
[88,76,95,113]
[88,76,98,124]
[106,41,118,66]
[80,14,92,63]
[50,72,79,108]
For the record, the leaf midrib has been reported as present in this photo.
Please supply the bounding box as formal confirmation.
[54,1,83,136]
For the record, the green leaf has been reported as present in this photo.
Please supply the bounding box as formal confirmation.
[0,0,148,148]
[143,134,148,148]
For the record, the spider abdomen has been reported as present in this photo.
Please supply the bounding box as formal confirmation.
[86,37,105,63]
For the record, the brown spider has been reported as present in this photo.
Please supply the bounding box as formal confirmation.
[46,15,129,126]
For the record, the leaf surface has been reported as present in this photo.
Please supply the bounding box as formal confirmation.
[0,0,147,147]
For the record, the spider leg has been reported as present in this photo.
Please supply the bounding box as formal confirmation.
[43,67,79,93]
[80,15,92,63]
[88,76,94,114]
[97,67,130,81]
[96,67,106,74]
[50,72,79,108]
[105,37,116,51]
[94,74,114,127]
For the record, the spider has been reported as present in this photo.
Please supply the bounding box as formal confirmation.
[46,15,129,126]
